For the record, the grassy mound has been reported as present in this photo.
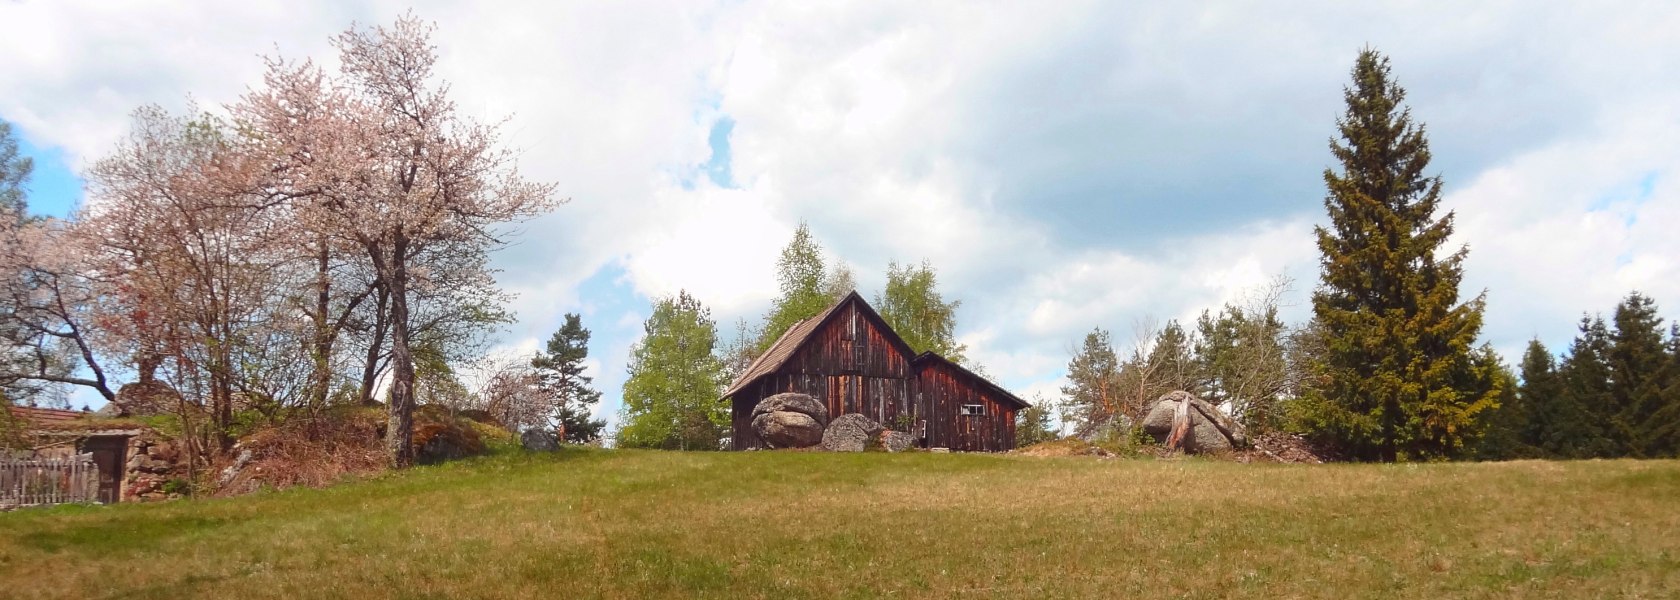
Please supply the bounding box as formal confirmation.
[216,405,513,495]
[3,451,1678,598]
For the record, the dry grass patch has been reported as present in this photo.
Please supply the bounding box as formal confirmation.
[1,451,1677,599]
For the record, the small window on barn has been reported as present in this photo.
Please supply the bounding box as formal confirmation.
[959,404,985,417]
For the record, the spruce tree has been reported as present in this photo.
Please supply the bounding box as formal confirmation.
[1301,49,1499,461]
[1646,324,1680,457]
[1556,316,1616,457]
[531,313,606,443]
[1607,292,1667,456]
[1472,352,1527,460]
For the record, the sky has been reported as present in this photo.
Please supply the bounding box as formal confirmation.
[4,1,1679,424]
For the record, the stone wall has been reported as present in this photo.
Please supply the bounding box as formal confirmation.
[123,434,188,502]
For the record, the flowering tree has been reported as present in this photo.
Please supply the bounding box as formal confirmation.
[236,14,556,466]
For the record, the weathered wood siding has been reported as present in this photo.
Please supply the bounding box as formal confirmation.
[914,359,1018,452]
[729,296,1020,452]
[731,302,914,450]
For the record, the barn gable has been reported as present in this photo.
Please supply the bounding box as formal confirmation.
[725,291,1027,451]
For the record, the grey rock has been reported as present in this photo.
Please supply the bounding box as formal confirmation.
[1141,391,1247,453]
[880,430,916,452]
[752,411,825,449]
[751,393,829,428]
[821,413,884,452]
[521,429,560,452]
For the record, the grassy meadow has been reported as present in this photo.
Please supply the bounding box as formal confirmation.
[2,449,1677,599]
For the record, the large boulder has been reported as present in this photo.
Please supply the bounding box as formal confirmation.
[751,393,829,428]
[822,413,884,452]
[521,429,560,452]
[1141,391,1247,453]
[880,430,916,453]
[752,411,825,449]
[749,393,829,449]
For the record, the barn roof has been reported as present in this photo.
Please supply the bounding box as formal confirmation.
[723,290,914,399]
[911,352,1032,410]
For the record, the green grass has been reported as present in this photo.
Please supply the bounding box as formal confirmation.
[2,450,1678,599]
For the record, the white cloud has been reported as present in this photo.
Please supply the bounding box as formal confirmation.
[4,0,1680,416]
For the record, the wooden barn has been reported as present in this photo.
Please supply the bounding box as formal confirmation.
[724,291,1028,451]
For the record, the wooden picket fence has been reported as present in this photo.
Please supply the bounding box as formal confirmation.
[0,454,99,509]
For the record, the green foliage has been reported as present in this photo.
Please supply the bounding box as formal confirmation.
[1193,303,1291,432]
[532,313,606,443]
[760,222,840,352]
[1059,328,1120,437]
[1014,398,1058,448]
[1504,294,1680,459]
[0,120,31,224]
[1607,292,1668,456]
[1514,339,1588,458]
[1298,49,1498,461]
[1471,352,1531,460]
[876,260,966,363]
[1556,316,1617,457]
[618,291,730,450]
[0,390,24,450]
[1648,324,1680,456]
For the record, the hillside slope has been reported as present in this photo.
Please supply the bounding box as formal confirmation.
[2,450,1678,599]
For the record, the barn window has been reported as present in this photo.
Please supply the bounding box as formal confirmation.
[959,404,985,417]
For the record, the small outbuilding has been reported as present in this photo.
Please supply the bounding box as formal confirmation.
[724,291,1029,452]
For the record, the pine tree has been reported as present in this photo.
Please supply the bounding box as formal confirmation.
[1146,320,1196,393]
[1060,328,1121,437]
[1607,292,1668,456]
[618,291,729,450]
[531,313,606,443]
[1301,49,1498,461]
[876,260,966,363]
[1556,317,1616,457]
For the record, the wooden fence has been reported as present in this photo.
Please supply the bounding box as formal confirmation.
[0,454,99,509]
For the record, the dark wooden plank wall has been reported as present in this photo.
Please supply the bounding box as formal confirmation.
[732,303,915,450]
[915,360,1018,452]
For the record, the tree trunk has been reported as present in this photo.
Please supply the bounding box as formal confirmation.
[384,233,415,468]
[358,282,389,406]
[308,240,333,411]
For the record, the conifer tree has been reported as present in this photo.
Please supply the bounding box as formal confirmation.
[1060,328,1121,437]
[531,313,606,443]
[1646,324,1680,457]
[1556,317,1616,457]
[1607,292,1668,456]
[1300,49,1499,461]
[1472,352,1526,460]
